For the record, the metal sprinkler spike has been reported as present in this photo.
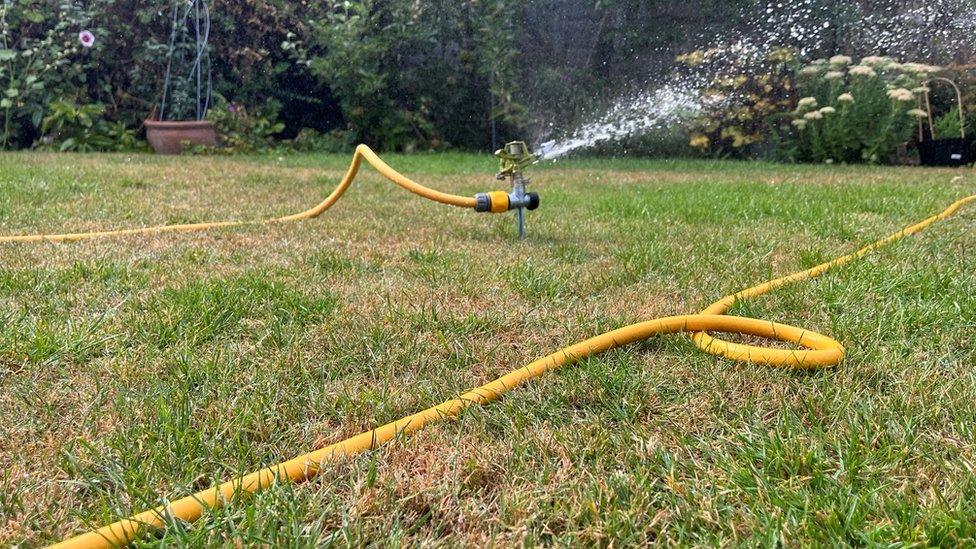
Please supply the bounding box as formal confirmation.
[494,141,540,238]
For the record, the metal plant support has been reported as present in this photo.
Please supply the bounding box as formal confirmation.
[159,0,212,121]
[917,77,970,167]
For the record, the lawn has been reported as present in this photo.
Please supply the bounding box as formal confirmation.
[1,152,975,546]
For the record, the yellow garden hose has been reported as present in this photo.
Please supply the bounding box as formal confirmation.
[0,145,477,244]
[7,149,969,547]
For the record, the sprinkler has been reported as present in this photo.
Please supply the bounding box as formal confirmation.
[474,141,541,238]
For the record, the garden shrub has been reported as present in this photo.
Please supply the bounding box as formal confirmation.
[785,55,938,163]
[0,1,971,156]
[39,99,141,152]
[302,0,525,152]
[206,93,284,153]
[0,0,105,148]
[929,105,965,140]
[681,47,799,158]
[0,0,331,150]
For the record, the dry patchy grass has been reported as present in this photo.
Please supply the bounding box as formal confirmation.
[0,151,974,546]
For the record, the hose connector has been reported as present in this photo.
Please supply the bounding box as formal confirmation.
[474,190,540,213]
[474,191,511,213]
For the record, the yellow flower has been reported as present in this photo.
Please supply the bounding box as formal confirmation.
[797,96,818,108]
[819,106,836,115]
[803,111,823,120]
[907,108,928,118]
[824,71,845,80]
[829,55,852,66]
[689,134,710,148]
[676,50,706,66]
[837,93,854,103]
[766,47,795,62]
[720,126,756,148]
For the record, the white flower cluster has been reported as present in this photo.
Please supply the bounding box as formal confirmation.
[789,53,937,136]
[848,65,877,78]
[860,55,890,66]
[886,88,914,102]
[901,62,942,74]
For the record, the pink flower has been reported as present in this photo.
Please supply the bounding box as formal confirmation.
[78,30,95,48]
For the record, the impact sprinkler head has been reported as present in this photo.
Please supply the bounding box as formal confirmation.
[474,141,541,239]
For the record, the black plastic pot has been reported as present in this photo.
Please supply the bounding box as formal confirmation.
[918,137,971,167]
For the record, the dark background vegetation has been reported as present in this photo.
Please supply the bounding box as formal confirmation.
[0,0,974,153]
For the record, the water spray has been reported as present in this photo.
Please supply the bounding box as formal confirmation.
[474,141,541,238]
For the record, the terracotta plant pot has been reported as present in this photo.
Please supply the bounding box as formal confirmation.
[144,119,218,154]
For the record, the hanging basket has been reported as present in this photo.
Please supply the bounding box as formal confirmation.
[916,77,971,167]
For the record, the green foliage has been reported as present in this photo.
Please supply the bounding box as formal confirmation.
[784,56,936,163]
[307,1,423,150]
[931,105,965,139]
[206,94,284,153]
[0,0,328,152]
[157,0,209,123]
[305,0,524,151]
[0,0,969,157]
[39,100,140,152]
[207,0,333,134]
[290,128,350,153]
[938,69,976,138]
[0,0,107,148]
